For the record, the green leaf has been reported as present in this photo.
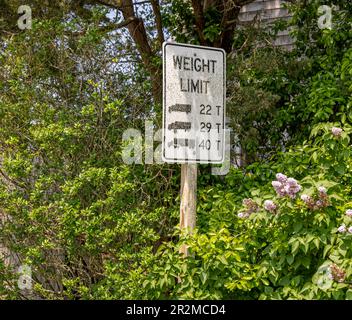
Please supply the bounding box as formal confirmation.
[286,255,294,265]
[313,238,320,249]
[346,290,352,300]
[218,255,228,265]
[293,222,303,233]
[323,244,332,258]
[291,240,300,255]
[302,257,310,269]
[200,271,207,285]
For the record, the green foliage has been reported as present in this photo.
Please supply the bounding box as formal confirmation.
[144,228,258,299]
[142,7,352,297]
[145,119,352,299]
[0,9,178,299]
[1,0,352,301]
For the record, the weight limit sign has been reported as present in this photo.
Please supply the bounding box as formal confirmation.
[162,42,226,164]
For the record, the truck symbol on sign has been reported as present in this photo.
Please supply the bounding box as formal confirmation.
[168,138,195,149]
[168,104,192,114]
[168,121,191,132]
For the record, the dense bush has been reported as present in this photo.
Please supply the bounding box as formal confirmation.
[143,18,352,299]
[145,120,352,299]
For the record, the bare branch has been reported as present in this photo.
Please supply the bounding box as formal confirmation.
[150,0,165,47]
[191,0,207,45]
[115,16,139,28]
[119,0,161,103]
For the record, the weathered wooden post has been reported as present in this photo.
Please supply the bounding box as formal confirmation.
[179,163,197,256]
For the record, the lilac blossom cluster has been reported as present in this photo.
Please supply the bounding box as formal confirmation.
[272,173,302,199]
[263,200,277,214]
[238,198,259,219]
[300,186,329,210]
[337,209,352,234]
[327,264,346,283]
[331,127,343,138]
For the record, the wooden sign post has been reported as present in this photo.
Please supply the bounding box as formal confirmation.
[179,163,197,256]
[162,42,226,256]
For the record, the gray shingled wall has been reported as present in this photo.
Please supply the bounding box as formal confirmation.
[239,0,294,49]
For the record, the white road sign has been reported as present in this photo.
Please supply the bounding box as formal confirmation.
[162,42,226,164]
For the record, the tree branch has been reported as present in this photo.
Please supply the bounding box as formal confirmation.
[86,0,162,102]
[217,0,257,52]
[150,0,165,47]
[115,16,138,28]
[119,0,161,103]
[191,0,207,45]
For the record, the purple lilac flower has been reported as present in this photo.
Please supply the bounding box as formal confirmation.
[301,194,318,210]
[238,212,245,218]
[276,173,287,183]
[338,224,346,233]
[272,181,282,188]
[264,200,277,213]
[238,198,259,219]
[284,184,291,193]
[331,127,343,137]
[287,177,298,186]
[242,198,259,213]
[285,182,301,199]
[242,198,253,207]
[272,174,301,199]
[348,226,352,234]
[316,200,323,208]
[345,209,352,217]
[276,187,286,197]
[288,192,296,199]
[329,264,346,283]
[318,186,327,194]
